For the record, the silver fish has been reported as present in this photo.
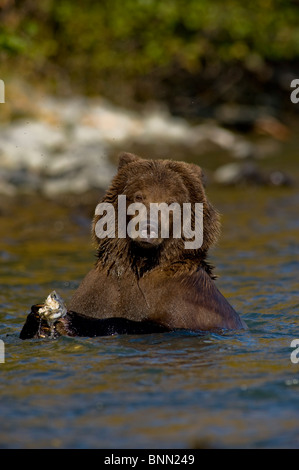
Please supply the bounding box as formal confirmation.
[38,290,67,327]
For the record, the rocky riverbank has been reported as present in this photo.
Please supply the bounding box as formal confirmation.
[0,88,293,198]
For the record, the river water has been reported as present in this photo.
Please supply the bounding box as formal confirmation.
[0,179,298,448]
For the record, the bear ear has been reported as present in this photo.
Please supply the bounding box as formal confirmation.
[118,152,141,170]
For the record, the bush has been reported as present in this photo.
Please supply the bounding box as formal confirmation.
[1,0,299,104]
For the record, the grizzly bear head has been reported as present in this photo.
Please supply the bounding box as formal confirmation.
[93,152,220,275]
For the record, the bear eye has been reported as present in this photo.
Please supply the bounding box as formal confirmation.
[134,193,144,202]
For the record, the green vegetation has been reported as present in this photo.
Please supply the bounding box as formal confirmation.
[1,0,299,105]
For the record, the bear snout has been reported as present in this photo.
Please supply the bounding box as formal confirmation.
[133,218,162,248]
[139,219,159,240]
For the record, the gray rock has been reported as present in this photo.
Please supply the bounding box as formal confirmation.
[0,93,276,196]
[0,120,66,172]
[213,162,264,185]
[213,162,293,186]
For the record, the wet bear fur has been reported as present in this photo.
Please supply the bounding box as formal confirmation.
[20,152,246,339]
[66,152,246,332]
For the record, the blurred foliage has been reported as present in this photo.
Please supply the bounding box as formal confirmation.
[1,0,299,107]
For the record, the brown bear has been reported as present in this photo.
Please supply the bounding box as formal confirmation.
[20,152,246,339]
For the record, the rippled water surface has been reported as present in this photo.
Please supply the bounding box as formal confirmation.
[0,183,298,449]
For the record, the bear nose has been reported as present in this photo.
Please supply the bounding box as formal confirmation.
[139,219,159,239]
